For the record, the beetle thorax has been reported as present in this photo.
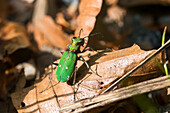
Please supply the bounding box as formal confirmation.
[68,37,82,52]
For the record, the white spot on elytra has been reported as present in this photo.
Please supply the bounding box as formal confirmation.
[59,65,61,68]
[65,66,68,70]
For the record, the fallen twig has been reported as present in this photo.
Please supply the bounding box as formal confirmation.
[60,75,170,112]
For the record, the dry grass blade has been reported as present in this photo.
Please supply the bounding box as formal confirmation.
[101,39,170,94]
[60,75,170,112]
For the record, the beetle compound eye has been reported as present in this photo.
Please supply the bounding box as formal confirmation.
[72,37,76,41]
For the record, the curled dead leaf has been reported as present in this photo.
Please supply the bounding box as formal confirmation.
[75,0,103,51]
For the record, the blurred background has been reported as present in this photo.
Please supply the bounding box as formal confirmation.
[0,0,170,113]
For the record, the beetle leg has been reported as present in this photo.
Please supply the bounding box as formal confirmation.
[40,64,55,93]
[84,47,90,51]
[81,47,96,53]
[73,67,77,86]
[40,80,51,93]
[73,67,78,102]
[80,47,90,53]
[79,56,101,77]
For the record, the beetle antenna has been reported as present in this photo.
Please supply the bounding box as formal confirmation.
[81,32,103,39]
[79,28,83,37]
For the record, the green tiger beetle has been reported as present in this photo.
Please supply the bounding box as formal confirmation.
[56,31,100,82]
[41,29,100,100]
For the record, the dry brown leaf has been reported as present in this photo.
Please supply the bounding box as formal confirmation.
[33,0,102,50]
[11,45,163,112]
[0,22,34,66]
[0,22,31,103]
[34,16,71,49]
[56,13,70,29]
[0,22,31,54]
[75,0,103,51]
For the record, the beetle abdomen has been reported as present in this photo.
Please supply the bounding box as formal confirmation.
[56,51,77,82]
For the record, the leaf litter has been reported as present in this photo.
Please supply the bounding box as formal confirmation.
[11,44,163,112]
[2,0,169,113]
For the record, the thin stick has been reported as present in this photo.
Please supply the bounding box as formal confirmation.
[59,75,170,112]
[101,39,170,94]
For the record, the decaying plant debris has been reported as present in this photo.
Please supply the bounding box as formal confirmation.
[11,43,170,112]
